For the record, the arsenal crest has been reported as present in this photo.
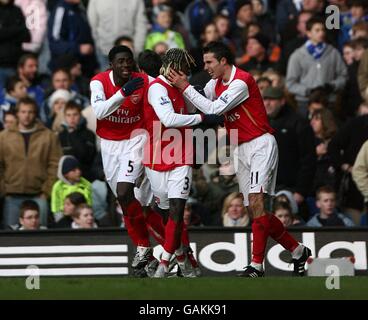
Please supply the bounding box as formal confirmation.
[130,93,142,104]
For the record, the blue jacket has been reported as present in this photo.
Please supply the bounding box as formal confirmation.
[48,0,96,73]
[306,212,355,227]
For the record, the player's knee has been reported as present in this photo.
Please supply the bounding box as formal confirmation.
[249,193,265,218]
[169,199,185,223]
[116,183,135,208]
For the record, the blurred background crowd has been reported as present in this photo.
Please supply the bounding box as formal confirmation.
[1,0,368,231]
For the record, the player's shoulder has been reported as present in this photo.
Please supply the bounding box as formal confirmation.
[232,67,255,87]
[132,71,149,83]
[91,70,111,83]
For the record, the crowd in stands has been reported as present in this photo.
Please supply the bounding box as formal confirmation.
[1,0,368,231]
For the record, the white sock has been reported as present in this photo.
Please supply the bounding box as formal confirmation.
[250,262,263,272]
[291,244,304,260]
[161,250,172,262]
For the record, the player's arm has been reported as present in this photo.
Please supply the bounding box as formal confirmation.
[90,77,144,120]
[168,71,249,115]
[90,80,126,120]
[148,83,203,128]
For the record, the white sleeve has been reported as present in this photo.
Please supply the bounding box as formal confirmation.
[90,80,126,120]
[182,79,249,115]
[148,83,202,128]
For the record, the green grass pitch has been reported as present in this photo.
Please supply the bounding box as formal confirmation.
[0,276,367,300]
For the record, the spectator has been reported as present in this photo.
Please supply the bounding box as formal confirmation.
[52,191,86,228]
[191,22,221,74]
[9,199,46,230]
[2,111,17,130]
[264,86,316,220]
[192,176,225,226]
[51,155,92,223]
[306,186,355,227]
[343,41,356,66]
[352,140,368,225]
[213,13,235,50]
[71,203,97,229]
[0,0,30,90]
[0,76,27,127]
[307,89,328,119]
[145,4,185,50]
[273,201,293,227]
[48,0,98,78]
[310,109,337,193]
[0,97,62,227]
[339,0,368,48]
[276,0,302,35]
[47,89,72,132]
[251,0,275,41]
[184,0,215,45]
[58,101,96,181]
[358,48,368,101]
[222,192,251,227]
[114,36,135,56]
[274,190,305,225]
[40,68,89,125]
[278,10,313,74]
[233,0,255,57]
[262,69,285,88]
[239,33,274,72]
[17,53,45,108]
[14,0,48,54]
[87,0,147,71]
[286,16,348,117]
[257,76,272,95]
[152,41,170,57]
[328,111,368,224]
[54,54,90,97]
[183,198,206,227]
[342,39,367,119]
[351,21,368,40]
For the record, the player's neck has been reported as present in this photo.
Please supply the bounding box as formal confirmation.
[222,65,234,83]
[112,72,128,88]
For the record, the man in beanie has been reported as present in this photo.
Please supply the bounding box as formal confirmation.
[233,0,255,56]
[51,155,92,223]
[239,33,274,72]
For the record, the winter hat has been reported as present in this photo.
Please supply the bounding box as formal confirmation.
[275,190,299,214]
[153,4,173,21]
[248,33,270,51]
[49,89,72,109]
[235,0,252,16]
[62,156,80,175]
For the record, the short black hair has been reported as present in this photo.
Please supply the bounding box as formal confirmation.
[138,50,162,78]
[108,45,134,62]
[5,75,23,93]
[306,16,325,31]
[17,53,38,69]
[65,192,87,206]
[257,77,272,85]
[349,0,368,9]
[203,41,235,65]
[52,67,72,79]
[20,200,39,218]
[114,35,134,47]
[16,97,38,114]
[64,101,82,114]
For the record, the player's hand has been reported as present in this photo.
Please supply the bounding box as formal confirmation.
[201,114,225,126]
[167,69,190,91]
[121,77,144,97]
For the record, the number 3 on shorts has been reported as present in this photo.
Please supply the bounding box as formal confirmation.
[183,177,190,191]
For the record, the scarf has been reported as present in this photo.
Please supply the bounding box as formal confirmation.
[305,40,327,60]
